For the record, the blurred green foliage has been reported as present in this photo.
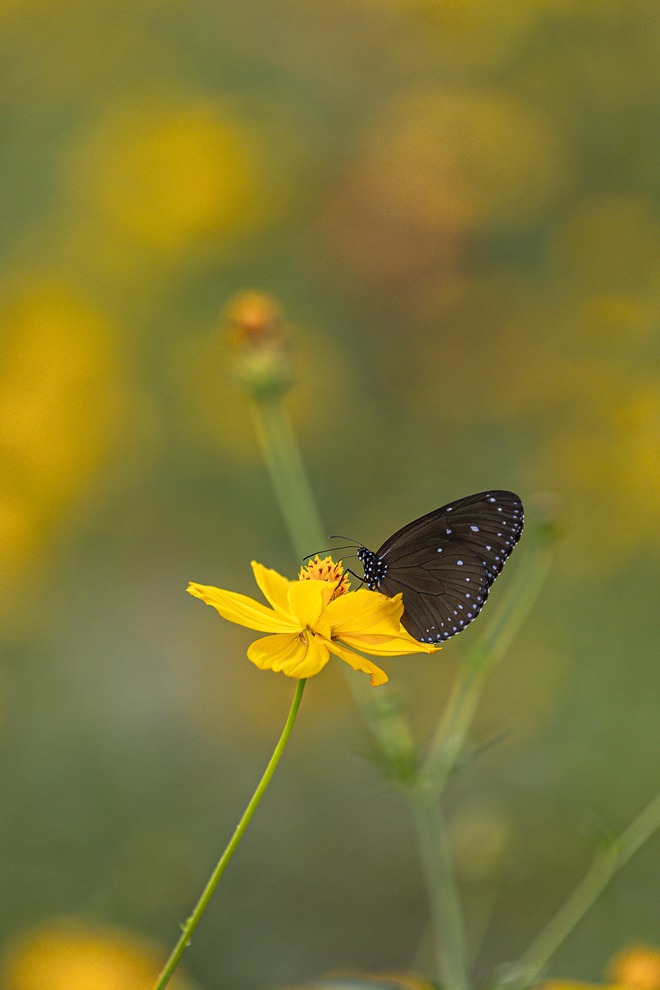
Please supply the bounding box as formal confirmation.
[0,2,658,989]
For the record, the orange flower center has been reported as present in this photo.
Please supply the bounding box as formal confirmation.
[299,555,351,600]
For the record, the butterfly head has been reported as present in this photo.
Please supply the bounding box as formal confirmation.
[356,547,388,590]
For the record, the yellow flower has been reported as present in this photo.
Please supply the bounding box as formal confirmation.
[609,945,660,990]
[188,558,438,687]
[1,918,193,990]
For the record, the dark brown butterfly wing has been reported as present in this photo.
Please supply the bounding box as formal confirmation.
[375,490,524,643]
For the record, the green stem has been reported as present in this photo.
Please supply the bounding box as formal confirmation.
[251,397,326,558]
[247,389,550,990]
[251,393,416,764]
[413,795,469,990]
[501,790,660,990]
[152,678,307,990]
[422,535,554,792]
[407,534,553,986]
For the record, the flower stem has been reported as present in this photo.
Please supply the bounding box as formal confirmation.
[250,392,415,753]
[152,678,307,990]
[251,396,326,558]
[412,794,469,990]
[501,790,660,990]
[408,530,553,989]
[422,532,554,793]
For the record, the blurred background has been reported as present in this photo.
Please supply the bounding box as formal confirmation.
[1,1,658,988]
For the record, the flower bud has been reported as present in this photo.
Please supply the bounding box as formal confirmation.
[224,290,293,400]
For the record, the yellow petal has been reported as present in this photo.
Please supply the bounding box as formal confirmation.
[251,561,292,616]
[187,582,297,633]
[328,640,389,686]
[328,588,403,638]
[248,631,330,679]
[341,629,440,656]
[287,579,333,636]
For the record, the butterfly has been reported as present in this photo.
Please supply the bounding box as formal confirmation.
[356,490,524,643]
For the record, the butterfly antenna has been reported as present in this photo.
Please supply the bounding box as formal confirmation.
[302,537,363,561]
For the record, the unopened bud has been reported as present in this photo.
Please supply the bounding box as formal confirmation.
[224,290,293,400]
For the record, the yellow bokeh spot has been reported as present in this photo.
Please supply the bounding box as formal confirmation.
[609,945,660,990]
[537,364,660,561]
[0,279,141,617]
[1,920,191,990]
[72,96,282,252]
[0,282,125,504]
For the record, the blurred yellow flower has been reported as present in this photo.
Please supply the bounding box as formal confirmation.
[188,559,438,686]
[540,946,660,990]
[71,96,283,253]
[0,280,140,617]
[0,283,123,498]
[609,945,660,990]
[1,919,191,990]
[539,365,660,560]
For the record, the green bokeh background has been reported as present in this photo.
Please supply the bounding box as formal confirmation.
[1,2,658,988]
